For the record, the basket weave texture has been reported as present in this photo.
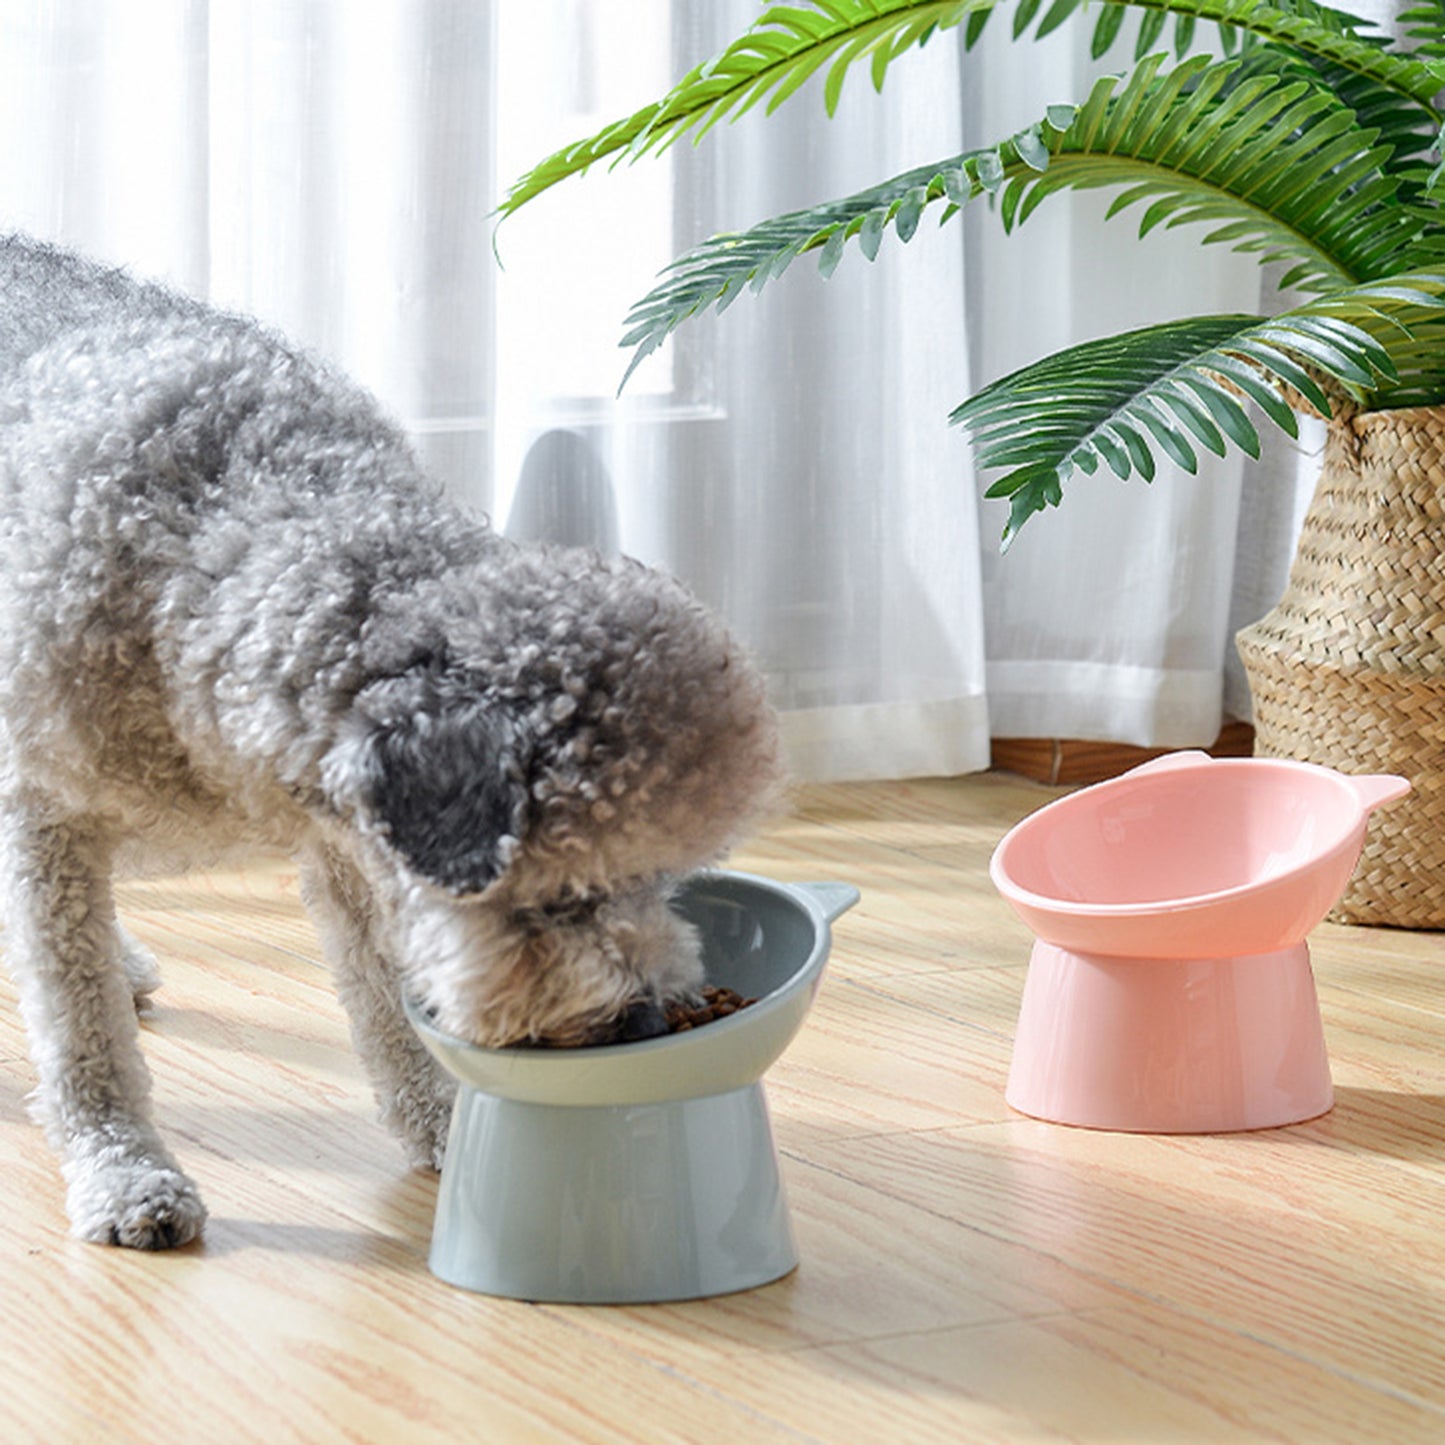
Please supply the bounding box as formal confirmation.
[1236,405,1445,927]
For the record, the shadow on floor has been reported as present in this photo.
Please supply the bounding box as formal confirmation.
[1317,1085,1445,1162]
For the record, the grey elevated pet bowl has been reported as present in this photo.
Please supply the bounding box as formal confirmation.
[404,870,858,1304]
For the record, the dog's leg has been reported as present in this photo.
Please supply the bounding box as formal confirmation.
[300,842,455,1170]
[0,812,205,1247]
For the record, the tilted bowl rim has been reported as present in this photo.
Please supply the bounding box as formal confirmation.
[989,754,1380,920]
[401,869,853,1061]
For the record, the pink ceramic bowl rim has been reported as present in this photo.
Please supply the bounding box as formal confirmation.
[990,753,1407,919]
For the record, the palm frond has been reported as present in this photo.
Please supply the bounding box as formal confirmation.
[976,0,1361,63]
[1399,0,1445,62]
[1082,0,1401,67]
[498,0,985,219]
[1402,0,1445,198]
[498,0,1444,219]
[1005,55,1441,286]
[1221,45,1441,202]
[613,119,1064,388]
[951,273,1445,544]
[1332,284,1445,404]
[614,57,1437,385]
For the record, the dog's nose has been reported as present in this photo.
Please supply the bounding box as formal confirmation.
[611,998,670,1043]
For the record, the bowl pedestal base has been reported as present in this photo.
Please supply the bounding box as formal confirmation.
[1006,939,1334,1133]
[429,1082,798,1303]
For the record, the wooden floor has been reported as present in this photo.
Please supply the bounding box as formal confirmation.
[5,773,1445,1442]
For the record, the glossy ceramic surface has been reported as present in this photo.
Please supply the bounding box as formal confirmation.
[1006,940,1333,1132]
[991,750,1409,958]
[992,751,1407,1133]
[405,871,859,1302]
[429,1086,796,1304]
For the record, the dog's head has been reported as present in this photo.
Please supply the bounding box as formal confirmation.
[320,545,784,1047]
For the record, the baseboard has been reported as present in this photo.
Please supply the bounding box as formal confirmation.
[990,721,1256,787]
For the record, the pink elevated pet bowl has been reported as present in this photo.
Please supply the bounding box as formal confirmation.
[991,750,1409,1132]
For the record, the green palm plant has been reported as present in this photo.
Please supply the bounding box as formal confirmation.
[499,0,1445,545]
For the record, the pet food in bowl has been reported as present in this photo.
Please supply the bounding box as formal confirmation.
[664,984,757,1032]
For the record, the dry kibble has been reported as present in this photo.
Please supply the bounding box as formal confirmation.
[535,984,761,1047]
[663,984,756,1034]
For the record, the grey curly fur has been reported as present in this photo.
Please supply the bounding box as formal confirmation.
[0,234,784,1250]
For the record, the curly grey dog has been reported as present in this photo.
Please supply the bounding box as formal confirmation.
[0,234,783,1249]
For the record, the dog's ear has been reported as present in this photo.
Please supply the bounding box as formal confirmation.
[351,703,527,895]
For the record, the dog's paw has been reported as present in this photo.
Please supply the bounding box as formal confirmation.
[118,927,163,1007]
[65,1156,207,1250]
[404,1133,448,1174]
[406,1102,453,1174]
[388,1086,455,1173]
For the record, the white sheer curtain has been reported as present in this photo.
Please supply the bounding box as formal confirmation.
[0,1,1319,779]
[961,14,1322,747]
[493,3,990,780]
[0,1,499,502]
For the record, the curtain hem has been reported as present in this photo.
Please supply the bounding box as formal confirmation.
[984,659,1223,749]
[778,695,991,783]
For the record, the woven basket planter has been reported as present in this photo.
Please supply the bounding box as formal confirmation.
[1236,404,1445,928]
